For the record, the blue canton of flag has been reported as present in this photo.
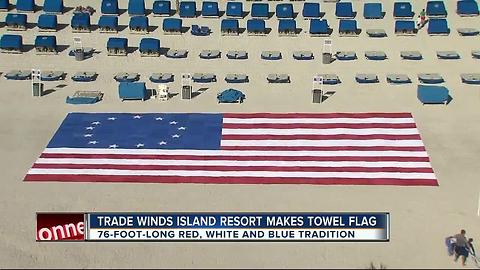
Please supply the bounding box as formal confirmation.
[47,113,224,150]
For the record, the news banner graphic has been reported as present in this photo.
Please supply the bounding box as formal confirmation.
[24,112,437,186]
[36,213,389,242]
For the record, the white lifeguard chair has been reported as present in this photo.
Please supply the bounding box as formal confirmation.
[181,73,192,99]
[322,39,333,64]
[31,69,43,97]
[157,84,169,101]
[312,75,324,103]
[73,37,85,61]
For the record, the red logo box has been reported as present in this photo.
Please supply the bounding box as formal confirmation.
[36,213,85,241]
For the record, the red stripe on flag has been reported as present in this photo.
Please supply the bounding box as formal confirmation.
[32,163,435,173]
[24,174,438,186]
[39,153,431,162]
[221,134,422,140]
[223,113,413,119]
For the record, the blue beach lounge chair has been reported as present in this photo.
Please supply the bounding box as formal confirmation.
[43,0,63,14]
[339,19,359,36]
[261,51,282,60]
[202,1,219,17]
[393,2,414,18]
[101,0,119,14]
[276,3,294,19]
[6,13,27,30]
[66,91,103,104]
[387,74,411,84]
[153,0,170,16]
[71,72,97,82]
[221,19,239,35]
[336,2,355,18]
[38,14,57,31]
[0,0,9,11]
[303,2,320,19]
[139,38,160,56]
[4,70,30,80]
[427,18,450,35]
[457,0,479,16]
[309,19,330,36]
[356,73,379,83]
[363,3,383,19]
[98,15,118,33]
[226,50,247,60]
[278,19,297,36]
[247,19,266,35]
[460,73,480,85]
[401,51,422,60]
[0,34,22,53]
[150,73,174,83]
[365,51,387,60]
[128,0,145,16]
[336,51,357,60]
[426,1,447,18]
[34,35,57,54]
[129,15,149,34]
[179,1,196,17]
[226,2,242,18]
[71,13,91,32]
[107,37,128,56]
[395,20,416,35]
[163,18,182,34]
[225,74,248,83]
[418,73,444,84]
[251,3,269,19]
[16,0,35,12]
[115,72,140,83]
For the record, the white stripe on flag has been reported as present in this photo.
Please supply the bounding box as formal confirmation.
[41,148,429,157]
[27,168,437,179]
[34,158,433,168]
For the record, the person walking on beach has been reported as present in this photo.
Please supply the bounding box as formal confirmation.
[454,230,469,266]
[416,15,423,29]
[420,9,426,26]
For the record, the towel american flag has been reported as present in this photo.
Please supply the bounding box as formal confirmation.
[24,112,438,186]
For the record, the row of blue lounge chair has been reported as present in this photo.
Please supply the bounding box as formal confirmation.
[2,0,479,18]
[3,70,479,86]
[3,32,480,60]
[3,13,464,37]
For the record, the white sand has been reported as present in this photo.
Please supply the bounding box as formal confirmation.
[1,0,480,268]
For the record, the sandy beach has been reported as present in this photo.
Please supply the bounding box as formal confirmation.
[1,0,480,268]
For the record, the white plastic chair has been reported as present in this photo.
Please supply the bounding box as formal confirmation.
[157,84,169,101]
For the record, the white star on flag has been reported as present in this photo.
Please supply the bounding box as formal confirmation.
[136,143,144,148]
[158,141,167,145]
[85,127,94,130]
[169,121,178,125]
[133,115,142,119]
[172,134,180,138]
[109,144,119,148]
[88,141,98,144]
[91,121,101,125]
[155,117,163,121]
[108,117,116,120]
[84,134,93,137]
[178,127,186,130]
